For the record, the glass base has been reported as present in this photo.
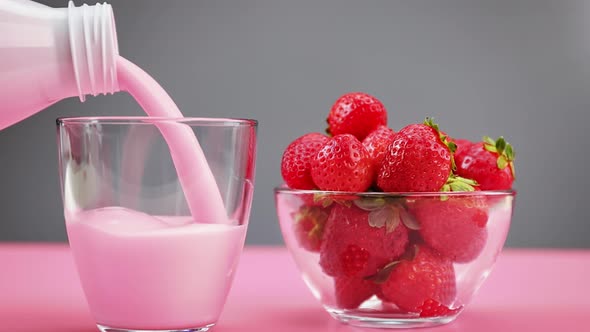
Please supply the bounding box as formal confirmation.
[97,323,215,332]
[326,308,458,329]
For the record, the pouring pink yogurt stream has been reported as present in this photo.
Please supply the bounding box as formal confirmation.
[115,56,228,224]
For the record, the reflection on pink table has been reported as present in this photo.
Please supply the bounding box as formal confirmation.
[0,244,588,332]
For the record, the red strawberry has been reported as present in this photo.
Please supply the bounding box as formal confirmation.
[311,134,373,192]
[319,204,409,278]
[380,245,456,312]
[363,125,396,173]
[377,118,453,192]
[327,92,387,140]
[455,136,515,190]
[417,298,461,317]
[412,195,489,263]
[281,133,329,189]
[452,138,475,158]
[293,205,330,252]
[335,276,378,309]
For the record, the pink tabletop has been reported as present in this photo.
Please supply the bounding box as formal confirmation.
[0,244,589,332]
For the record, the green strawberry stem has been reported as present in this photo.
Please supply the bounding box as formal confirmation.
[313,193,354,208]
[424,117,457,170]
[441,174,478,192]
[353,197,387,211]
[483,136,516,178]
[366,260,401,284]
[295,206,328,239]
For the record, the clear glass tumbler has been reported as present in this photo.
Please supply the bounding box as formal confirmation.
[56,117,257,332]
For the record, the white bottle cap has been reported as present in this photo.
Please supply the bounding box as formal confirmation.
[67,1,119,102]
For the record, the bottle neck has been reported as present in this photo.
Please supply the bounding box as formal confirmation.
[67,1,119,102]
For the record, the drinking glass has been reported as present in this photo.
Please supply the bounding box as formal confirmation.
[56,117,257,332]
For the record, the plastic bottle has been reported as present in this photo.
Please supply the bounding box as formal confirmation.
[0,0,119,130]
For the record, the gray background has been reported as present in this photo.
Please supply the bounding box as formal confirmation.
[0,0,588,247]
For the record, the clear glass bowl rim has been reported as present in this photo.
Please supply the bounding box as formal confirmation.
[274,186,516,198]
[56,116,258,127]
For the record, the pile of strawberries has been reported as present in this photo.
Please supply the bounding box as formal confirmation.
[281,92,516,317]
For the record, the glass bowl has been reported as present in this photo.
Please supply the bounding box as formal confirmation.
[274,188,515,328]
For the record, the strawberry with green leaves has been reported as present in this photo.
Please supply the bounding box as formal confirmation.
[377,118,455,192]
[455,136,515,190]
